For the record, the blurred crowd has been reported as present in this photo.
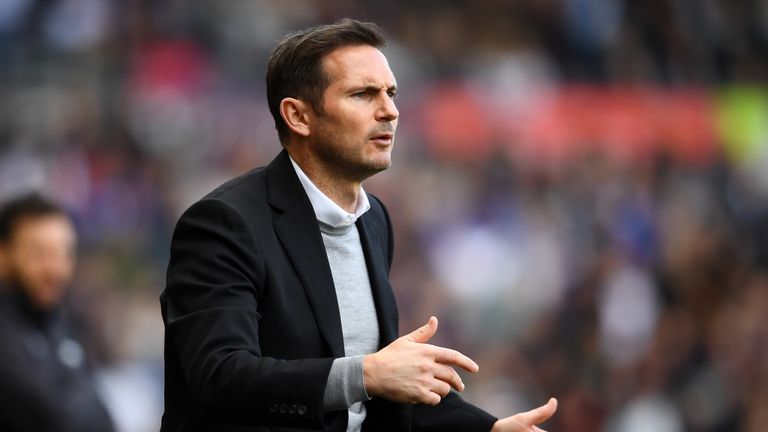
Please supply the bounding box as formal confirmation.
[1,1,768,431]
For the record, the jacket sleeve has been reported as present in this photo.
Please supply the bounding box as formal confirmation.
[162,197,335,428]
[413,391,497,432]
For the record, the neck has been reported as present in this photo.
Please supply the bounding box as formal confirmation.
[288,148,361,213]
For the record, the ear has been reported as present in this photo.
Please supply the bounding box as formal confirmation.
[0,245,7,278]
[280,98,312,138]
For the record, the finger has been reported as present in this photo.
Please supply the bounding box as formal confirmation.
[420,389,441,406]
[517,398,558,425]
[430,378,452,398]
[433,363,465,392]
[431,346,479,373]
[404,316,438,343]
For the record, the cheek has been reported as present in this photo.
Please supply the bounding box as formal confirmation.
[17,258,44,281]
[46,250,75,279]
[325,108,368,135]
[8,259,43,294]
[14,249,72,280]
[59,257,76,280]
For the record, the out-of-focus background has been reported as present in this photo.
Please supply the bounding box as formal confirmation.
[1,1,768,431]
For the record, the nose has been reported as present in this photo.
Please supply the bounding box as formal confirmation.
[42,247,75,286]
[376,93,399,122]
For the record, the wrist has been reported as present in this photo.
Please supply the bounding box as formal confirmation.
[362,354,378,397]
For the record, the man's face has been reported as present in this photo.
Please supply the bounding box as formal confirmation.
[0,215,76,310]
[309,44,399,181]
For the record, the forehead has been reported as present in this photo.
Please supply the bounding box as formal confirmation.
[321,45,396,88]
[11,215,74,243]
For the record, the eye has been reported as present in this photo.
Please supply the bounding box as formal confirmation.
[387,90,397,99]
[352,91,368,99]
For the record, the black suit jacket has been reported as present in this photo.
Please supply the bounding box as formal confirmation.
[160,150,496,431]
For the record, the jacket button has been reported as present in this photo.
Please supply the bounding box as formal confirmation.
[279,404,288,414]
[289,404,297,415]
[298,405,307,415]
[269,403,278,414]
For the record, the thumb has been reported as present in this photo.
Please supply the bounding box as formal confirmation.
[404,316,438,343]
[517,397,558,425]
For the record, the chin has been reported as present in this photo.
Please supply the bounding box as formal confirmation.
[368,157,392,173]
[369,150,392,168]
[34,286,66,309]
[353,159,390,181]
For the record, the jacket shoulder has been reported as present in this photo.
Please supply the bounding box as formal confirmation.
[203,166,268,205]
[168,166,271,245]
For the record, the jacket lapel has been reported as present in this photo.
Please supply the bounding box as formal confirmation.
[356,209,399,346]
[267,150,345,357]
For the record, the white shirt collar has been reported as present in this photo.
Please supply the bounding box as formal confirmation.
[289,155,371,228]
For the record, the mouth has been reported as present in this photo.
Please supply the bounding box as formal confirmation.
[370,133,394,145]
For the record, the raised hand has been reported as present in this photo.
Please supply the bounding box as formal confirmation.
[363,316,479,405]
[491,398,558,432]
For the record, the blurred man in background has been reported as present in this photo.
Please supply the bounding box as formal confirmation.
[0,193,114,432]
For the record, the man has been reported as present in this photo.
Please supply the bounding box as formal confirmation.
[0,193,114,432]
[161,19,556,432]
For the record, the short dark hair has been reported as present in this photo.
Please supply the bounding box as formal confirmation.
[266,18,386,144]
[0,193,68,243]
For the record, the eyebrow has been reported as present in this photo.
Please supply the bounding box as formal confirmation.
[349,83,398,93]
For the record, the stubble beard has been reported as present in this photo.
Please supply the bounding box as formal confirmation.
[5,267,65,310]
[314,130,392,184]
